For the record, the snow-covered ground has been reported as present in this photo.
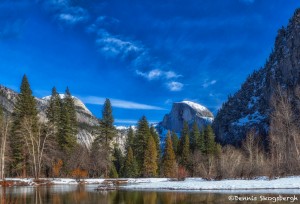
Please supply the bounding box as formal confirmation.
[121,177,300,191]
[3,177,300,192]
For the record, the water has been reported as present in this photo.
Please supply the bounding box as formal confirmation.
[1,185,300,204]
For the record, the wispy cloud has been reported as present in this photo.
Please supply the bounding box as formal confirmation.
[81,96,165,110]
[57,7,89,25]
[115,119,138,124]
[87,16,184,91]
[136,69,182,80]
[202,80,217,88]
[95,29,143,59]
[115,119,158,125]
[166,81,184,91]
[44,0,89,25]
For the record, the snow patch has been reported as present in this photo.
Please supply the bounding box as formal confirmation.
[180,101,208,112]
[232,111,266,126]
[122,176,300,190]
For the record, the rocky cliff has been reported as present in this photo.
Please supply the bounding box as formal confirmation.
[213,8,300,145]
[0,85,98,148]
[158,101,214,133]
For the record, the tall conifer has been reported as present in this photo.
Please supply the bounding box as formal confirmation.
[10,75,38,176]
[171,131,179,155]
[143,136,158,177]
[162,131,177,177]
[99,99,116,147]
[123,147,138,178]
[133,116,151,173]
[190,122,200,152]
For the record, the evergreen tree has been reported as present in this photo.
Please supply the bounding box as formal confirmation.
[143,136,158,177]
[162,131,177,178]
[46,87,62,144]
[171,131,179,155]
[109,164,118,178]
[99,99,116,147]
[150,125,160,161]
[58,87,77,154]
[199,129,206,153]
[178,121,189,155]
[10,75,39,177]
[123,147,138,178]
[113,145,124,176]
[190,122,200,152]
[180,133,190,168]
[205,125,217,155]
[63,87,78,136]
[133,116,151,173]
[125,126,134,152]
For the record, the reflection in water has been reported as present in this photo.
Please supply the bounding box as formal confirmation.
[1,186,300,204]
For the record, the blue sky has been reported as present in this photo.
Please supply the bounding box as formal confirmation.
[0,0,299,125]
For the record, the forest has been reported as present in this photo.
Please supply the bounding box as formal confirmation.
[0,75,299,181]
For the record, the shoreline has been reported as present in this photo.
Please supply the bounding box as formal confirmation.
[1,177,300,191]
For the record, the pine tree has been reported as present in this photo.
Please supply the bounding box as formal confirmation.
[109,164,119,178]
[46,87,61,129]
[125,126,134,151]
[63,87,78,136]
[162,131,177,178]
[143,136,158,177]
[133,116,151,173]
[58,87,77,155]
[181,133,190,168]
[10,75,39,177]
[205,125,217,155]
[150,125,160,162]
[123,147,138,178]
[199,130,206,153]
[171,131,179,155]
[178,121,189,156]
[190,122,200,152]
[113,145,124,176]
[99,99,116,147]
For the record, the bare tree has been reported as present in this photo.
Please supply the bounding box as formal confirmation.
[17,118,54,179]
[269,86,300,175]
[217,146,245,179]
[242,130,268,177]
[0,115,11,180]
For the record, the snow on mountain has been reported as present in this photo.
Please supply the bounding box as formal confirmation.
[157,100,214,135]
[0,85,99,148]
[181,101,208,112]
[213,9,300,145]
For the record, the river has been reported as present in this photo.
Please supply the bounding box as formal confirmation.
[1,185,300,203]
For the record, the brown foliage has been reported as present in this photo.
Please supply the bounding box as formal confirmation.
[177,166,188,180]
[71,168,88,181]
[52,159,63,178]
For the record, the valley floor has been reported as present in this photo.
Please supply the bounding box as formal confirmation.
[2,177,300,191]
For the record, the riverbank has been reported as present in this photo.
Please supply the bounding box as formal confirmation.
[1,177,300,190]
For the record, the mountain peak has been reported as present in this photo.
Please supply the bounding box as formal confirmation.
[213,8,300,145]
[158,101,213,133]
[179,101,209,112]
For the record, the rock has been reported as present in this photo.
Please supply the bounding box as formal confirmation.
[159,101,214,133]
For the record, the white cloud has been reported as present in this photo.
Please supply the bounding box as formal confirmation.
[95,29,143,59]
[81,96,165,110]
[57,7,89,25]
[115,119,138,124]
[166,81,184,91]
[136,69,182,80]
[115,119,158,125]
[45,0,89,25]
[202,80,217,88]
